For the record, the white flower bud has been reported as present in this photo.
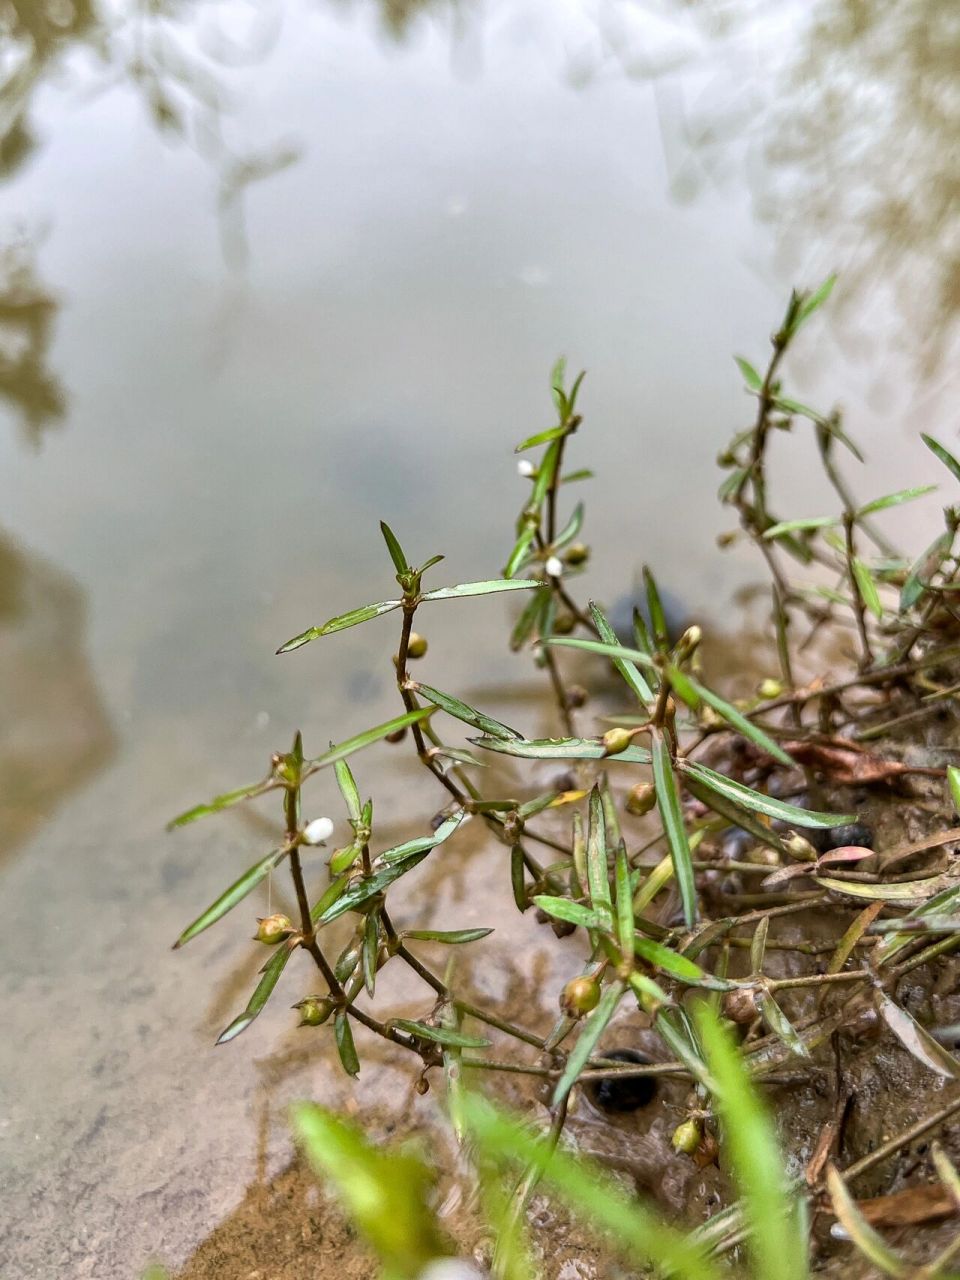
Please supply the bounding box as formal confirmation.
[517,459,535,478]
[545,555,563,578]
[302,816,335,845]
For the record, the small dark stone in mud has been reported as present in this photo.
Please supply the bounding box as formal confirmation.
[587,1049,658,1113]
[812,821,874,853]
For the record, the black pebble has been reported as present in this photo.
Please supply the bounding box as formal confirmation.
[812,822,874,853]
[587,1049,658,1113]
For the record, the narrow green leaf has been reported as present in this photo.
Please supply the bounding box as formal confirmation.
[379,520,410,575]
[588,602,654,703]
[825,1165,908,1277]
[545,636,657,670]
[392,1019,491,1049]
[734,355,763,390]
[852,558,883,620]
[402,928,494,944]
[167,778,272,830]
[586,786,612,918]
[216,941,295,1044]
[553,981,624,1107]
[362,912,379,996]
[856,485,936,517]
[655,1009,713,1089]
[335,1011,360,1077]
[667,667,793,766]
[615,843,633,959]
[815,875,942,901]
[561,468,593,485]
[330,842,362,875]
[762,515,836,539]
[679,760,855,829]
[380,809,468,863]
[174,847,284,948]
[511,843,527,912]
[683,773,789,857]
[277,599,402,652]
[503,523,538,579]
[532,896,610,933]
[335,759,362,823]
[922,433,960,485]
[470,734,651,763]
[878,883,960,965]
[421,579,545,602]
[900,529,954,611]
[314,850,431,927]
[310,872,350,925]
[634,936,706,983]
[751,917,769,974]
[510,588,548,652]
[515,425,567,452]
[306,707,435,772]
[795,273,837,327]
[643,566,670,649]
[757,991,809,1058]
[553,502,585,550]
[696,1004,807,1280]
[932,1143,960,1210]
[651,729,697,927]
[874,992,960,1080]
[412,682,521,741]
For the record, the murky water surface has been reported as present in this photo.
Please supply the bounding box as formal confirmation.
[0,1,957,1274]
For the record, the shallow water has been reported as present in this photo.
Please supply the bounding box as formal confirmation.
[0,1,957,1275]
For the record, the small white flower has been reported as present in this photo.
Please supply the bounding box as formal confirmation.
[545,555,564,578]
[302,816,335,845]
[517,459,535,478]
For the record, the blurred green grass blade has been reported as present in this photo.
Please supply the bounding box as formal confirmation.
[314,849,431,927]
[379,520,410,575]
[334,758,362,823]
[216,941,295,1044]
[335,1011,360,1077]
[695,1003,808,1280]
[402,928,494,944]
[277,599,403,652]
[380,808,468,863]
[546,635,657,670]
[173,847,283,948]
[532,895,609,932]
[421,578,545,602]
[680,760,855,829]
[515,424,567,452]
[948,766,960,816]
[461,1093,722,1280]
[735,355,762,391]
[667,666,794,766]
[553,981,623,1106]
[932,1143,960,1210]
[825,1165,907,1277]
[852,558,883,619]
[874,991,960,1080]
[922,433,960,485]
[795,272,836,327]
[307,707,435,770]
[586,785,612,918]
[589,601,654,703]
[856,485,936,517]
[167,777,273,830]
[292,1102,451,1278]
[470,734,651,763]
[651,729,697,927]
[392,1020,491,1049]
[412,681,521,740]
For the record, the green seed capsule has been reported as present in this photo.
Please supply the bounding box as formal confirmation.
[758,677,783,699]
[602,727,633,756]
[564,542,590,566]
[296,996,334,1027]
[253,913,293,944]
[407,633,428,659]
[671,1118,702,1155]
[626,783,656,816]
[560,976,602,1018]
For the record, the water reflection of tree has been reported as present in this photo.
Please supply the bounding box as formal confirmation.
[592,0,960,375]
[0,236,64,447]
